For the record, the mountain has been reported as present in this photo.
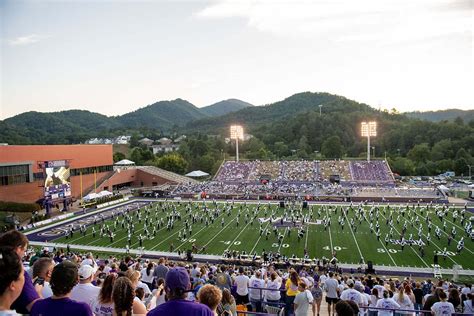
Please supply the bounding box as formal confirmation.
[184,92,375,134]
[116,99,209,129]
[404,109,474,122]
[200,99,253,117]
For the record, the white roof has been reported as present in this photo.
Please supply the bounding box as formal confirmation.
[115,159,135,165]
[185,170,209,177]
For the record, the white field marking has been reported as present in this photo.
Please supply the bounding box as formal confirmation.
[174,208,238,251]
[305,221,310,250]
[412,209,473,255]
[278,227,289,253]
[224,218,253,252]
[342,207,364,263]
[361,210,397,266]
[202,213,240,248]
[250,220,272,254]
[378,211,431,268]
[324,207,334,253]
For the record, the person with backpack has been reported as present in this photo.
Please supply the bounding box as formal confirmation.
[294,282,314,316]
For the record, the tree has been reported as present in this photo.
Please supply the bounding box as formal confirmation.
[321,136,343,159]
[113,152,126,163]
[129,147,144,165]
[407,143,431,164]
[388,157,415,176]
[273,141,289,158]
[155,153,188,174]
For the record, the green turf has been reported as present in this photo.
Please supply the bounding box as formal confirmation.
[50,201,473,270]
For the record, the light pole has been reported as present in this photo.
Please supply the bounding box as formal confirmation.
[319,104,323,116]
[468,165,473,180]
[361,121,377,162]
[372,146,375,159]
[230,125,244,162]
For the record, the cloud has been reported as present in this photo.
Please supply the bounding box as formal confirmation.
[9,34,48,46]
[195,0,472,43]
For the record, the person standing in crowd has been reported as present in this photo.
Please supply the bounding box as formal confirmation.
[310,280,323,316]
[124,270,148,314]
[218,288,237,316]
[340,279,363,308]
[32,257,55,299]
[215,265,232,291]
[147,267,214,316]
[197,284,222,316]
[112,276,136,316]
[325,272,340,316]
[412,282,423,313]
[234,267,250,309]
[249,270,265,312]
[431,290,455,316]
[90,273,117,316]
[0,230,41,314]
[30,260,93,316]
[153,258,169,285]
[70,264,101,309]
[294,281,314,316]
[0,248,25,315]
[394,285,414,315]
[376,290,401,316]
[285,269,301,316]
[463,293,473,314]
[265,271,282,307]
[141,262,156,290]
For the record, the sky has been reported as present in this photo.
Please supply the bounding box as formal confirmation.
[1,0,472,119]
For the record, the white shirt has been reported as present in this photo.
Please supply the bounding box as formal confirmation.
[249,276,265,300]
[70,282,101,308]
[265,279,282,301]
[376,298,401,316]
[431,301,455,316]
[395,293,413,315]
[140,268,155,284]
[325,278,339,299]
[90,297,114,316]
[42,281,53,298]
[340,288,363,305]
[137,281,151,295]
[235,274,250,296]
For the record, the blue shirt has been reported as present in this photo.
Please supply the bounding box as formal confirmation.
[147,299,214,316]
[30,297,93,316]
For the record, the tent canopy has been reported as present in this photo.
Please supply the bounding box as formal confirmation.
[185,170,209,177]
[115,159,135,166]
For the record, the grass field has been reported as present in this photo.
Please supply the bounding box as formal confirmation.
[46,200,473,270]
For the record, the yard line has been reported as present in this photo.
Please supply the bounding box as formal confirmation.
[202,214,239,248]
[225,219,253,252]
[304,221,310,250]
[342,207,364,263]
[250,221,271,254]
[278,227,289,253]
[324,207,334,253]
[378,211,431,268]
[413,209,473,255]
[360,210,397,266]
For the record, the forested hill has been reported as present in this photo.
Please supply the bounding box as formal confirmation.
[404,109,474,122]
[200,99,253,116]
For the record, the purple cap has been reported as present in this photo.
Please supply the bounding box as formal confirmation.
[165,267,190,291]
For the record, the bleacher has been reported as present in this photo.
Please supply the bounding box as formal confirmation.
[137,166,199,184]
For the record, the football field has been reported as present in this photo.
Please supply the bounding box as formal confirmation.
[42,200,473,270]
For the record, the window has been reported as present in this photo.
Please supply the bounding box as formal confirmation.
[0,164,30,186]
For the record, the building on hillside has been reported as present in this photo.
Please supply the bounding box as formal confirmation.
[138,138,154,146]
[152,144,180,154]
[174,135,186,143]
[0,145,194,206]
[158,137,172,145]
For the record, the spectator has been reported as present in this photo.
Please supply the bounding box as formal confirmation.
[148,278,166,309]
[153,258,169,284]
[0,230,40,313]
[294,281,313,316]
[325,272,340,316]
[422,288,442,314]
[375,290,400,316]
[431,290,455,316]
[197,284,222,316]
[234,267,250,309]
[215,266,232,291]
[463,293,473,314]
[412,282,423,312]
[112,276,136,316]
[249,270,265,312]
[147,267,213,316]
[32,257,54,299]
[335,300,356,316]
[310,280,323,316]
[285,269,300,316]
[141,262,156,290]
[448,288,461,313]
[340,279,363,307]
[30,260,93,316]
[91,273,117,316]
[368,288,379,316]
[265,271,282,307]
[218,288,237,316]
[0,247,25,315]
[394,285,413,315]
[70,264,101,308]
[124,270,148,314]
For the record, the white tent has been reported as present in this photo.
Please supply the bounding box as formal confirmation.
[98,190,113,197]
[83,192,99,201]
[185,170,210,177]
[114,159,135,166]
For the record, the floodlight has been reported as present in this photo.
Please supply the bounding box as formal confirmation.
[230,125,244,162]
[361,121,377,162]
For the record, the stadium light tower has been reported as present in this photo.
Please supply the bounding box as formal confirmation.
[361,121,377,162]
[230,125,244,162]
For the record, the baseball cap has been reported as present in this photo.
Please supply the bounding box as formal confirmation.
[78,264,94,279]
[165,267,190,291]
[346,279,354,287]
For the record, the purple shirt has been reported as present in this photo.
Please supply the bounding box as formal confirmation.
[30,297,93,316]
[11,270,40,314]
[147,299,214,316]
